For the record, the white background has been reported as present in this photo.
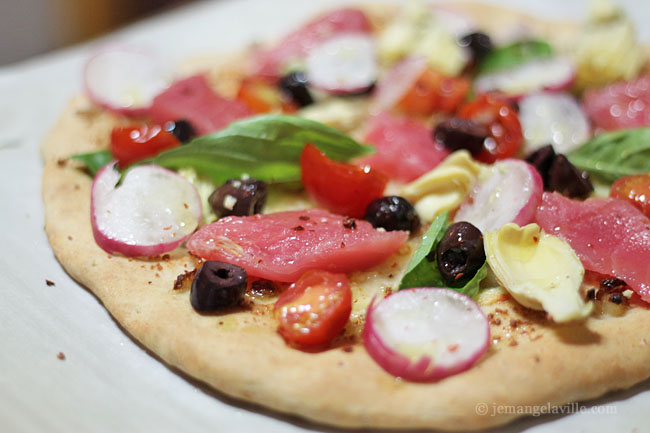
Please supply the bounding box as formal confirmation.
[1,1,649,432]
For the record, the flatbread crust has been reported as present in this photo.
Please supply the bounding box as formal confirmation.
[42,2,650,431]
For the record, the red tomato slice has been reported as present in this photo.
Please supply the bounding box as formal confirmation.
[274,270,352,348]
[458,94,522,163]
[110,124,180,168]
[236,78,297,114]
[300,143,387,218]
[610,173,650,218]
[583,75,650,131]
[398,68,469,116]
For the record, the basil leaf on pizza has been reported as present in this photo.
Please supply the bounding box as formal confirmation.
[568,127,650,182]
[477,40,553,74]
[399,212,487,298]
[70,150,113,175]
[151,114,374,184]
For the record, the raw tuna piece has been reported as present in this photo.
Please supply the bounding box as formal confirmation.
[583,75,650,131]
[150,74,250,135]
[251,8,372,80]
[535,192,650,302]
[187,209,408,282]
[359,113,450,183]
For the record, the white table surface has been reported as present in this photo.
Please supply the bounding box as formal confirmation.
[1,1,649,432]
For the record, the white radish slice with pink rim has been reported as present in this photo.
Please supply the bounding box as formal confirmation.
[370,56,427,113]
[519,92,591,155]
[454,159,543,233]
[84,45,170,116]
[305,33,377,95]
[91,162,202,257]
[363,288,489,382]
[474,57,575,99]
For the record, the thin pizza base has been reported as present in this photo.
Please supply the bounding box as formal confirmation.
[42,3,650,431]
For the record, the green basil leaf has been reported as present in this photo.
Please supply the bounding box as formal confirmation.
[399,211,487,298]
[478,40,553,75]
[567,127,650,183]
[399,212,449,290]
[70,150,113,175]
[150,114,374,184]
[459,262,488,299]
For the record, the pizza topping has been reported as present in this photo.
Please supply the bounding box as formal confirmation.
[582,76,650,131]
[457,94,522,163]
[278,72,313,108]
[518,92,591,155]
[150,114,373,185]
[300,144,387,218]
[208,178,267,218]
[477,40,553,76]
[363,288,489,382]
[360,112,450,182]
[399,212,488,297]
[475,56,576,99]
[401,151,485,223]
[526,146,594,199]
[151,74,251,135]
[83,45,170,116]
[91,162,202,256]
[566,127,650,183]
[436,222,485,288]
[305,33,377,95]
[458,31,493,65]
[454,159,543,233]
[163,120,197,144]
[251,8,372,79]
[484,223,592,322]
[187,209,408,282]
[535,192,650,303]
[573,0,645,90]
[433,118,489,156]
[191,261,247,312]
[110,124,181,168]
[236,77,299,114]
[376,1,470,76]
[610,173,650,218]
[273,270,352,348]
[546,155,594,198]
[363,196,420,233]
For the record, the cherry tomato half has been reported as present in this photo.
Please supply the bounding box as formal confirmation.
[110,124,180,168]
[610,173,650,218]
[458,93,522,163]
[274,270,352,348]
[398,68,470,116]
[300,143,387,218]
[236,78,297,114]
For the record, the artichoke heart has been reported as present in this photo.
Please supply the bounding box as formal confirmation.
[484,223,592,322]
[401,150,485,222]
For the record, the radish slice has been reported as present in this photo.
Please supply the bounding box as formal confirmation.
[474,57,575,99]
[91,162,201,257]
[519,92,591,155]
[84,46,170,116]
[370,56,427,113]
[363,288,489,382]
[454,159,543,233]
[305,33,377,95]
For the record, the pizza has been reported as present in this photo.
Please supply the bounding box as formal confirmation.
[41,1,650,430]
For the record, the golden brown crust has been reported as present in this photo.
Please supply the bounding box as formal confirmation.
[42,3,650,431]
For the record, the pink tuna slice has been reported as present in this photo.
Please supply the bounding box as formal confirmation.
[358,112,450,183]
[187,209,408,282]
[150,74,250,135]
[250,8,371,80]
[535,192,650,302]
